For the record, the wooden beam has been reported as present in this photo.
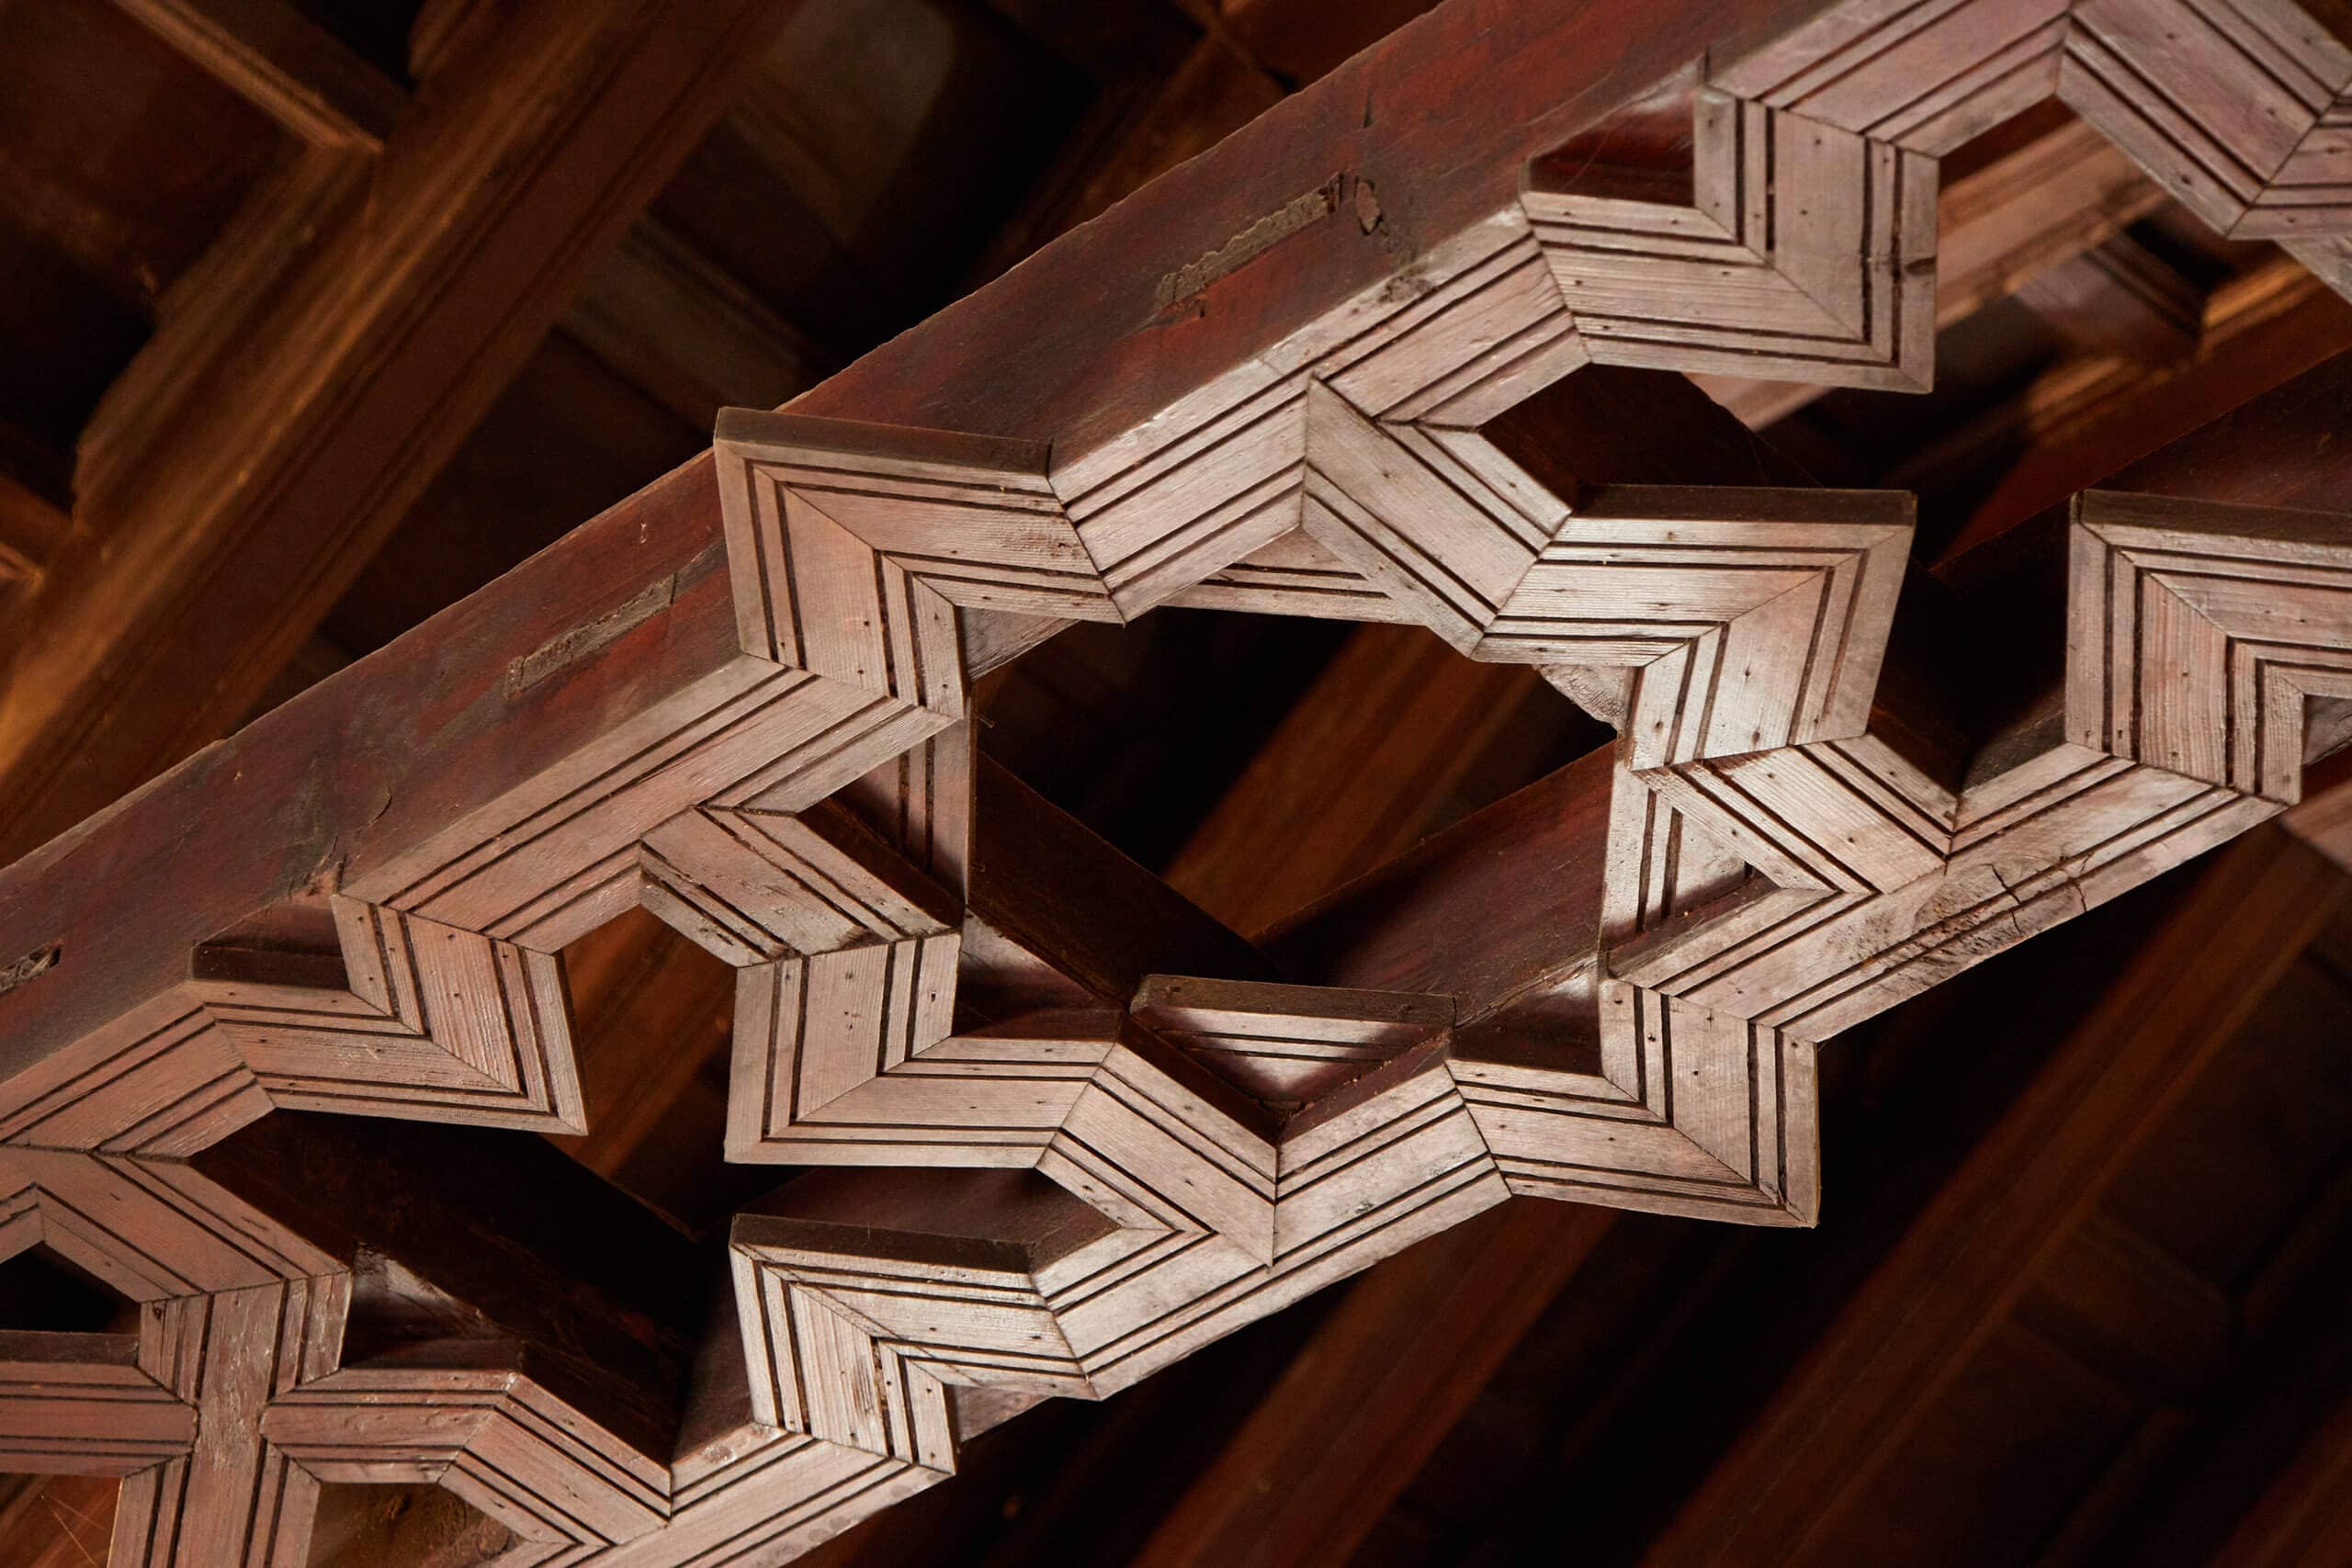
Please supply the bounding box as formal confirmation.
[562,220,833,434]
[1939,266,2352,558]
[1642,826,2351,1566]
[1218,0,1450,84]
[2211,1391,2352,1568]
[0,476,66,592]
[1932,113,2166,326]
[0,421,74,594]
[0,1474,120,1568]
[2014,229,2207,363]
[1160,627,1562,936]
[963,22,1285,287]
[0,0,797,863]
[11,0,2352,1561]
[1130,1199,1616,1568]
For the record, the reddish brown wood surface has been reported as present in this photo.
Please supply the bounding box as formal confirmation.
[3,0,2352,1562]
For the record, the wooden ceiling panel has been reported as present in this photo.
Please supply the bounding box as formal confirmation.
[0,0,293,314]
[0,0,305,479]
[653,0,1087,356]
[0,213,150,460]
[3,0,2352,1562]
[320,329,707,658]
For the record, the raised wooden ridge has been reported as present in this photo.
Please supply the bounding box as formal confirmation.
[4,0,2352,1560]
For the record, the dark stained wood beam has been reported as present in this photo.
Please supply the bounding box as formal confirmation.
[963,20,1285,287]
[1160,625,1570,937]
[2210,1392,2352,1568]
[964,2,1446,292]
[0,1474,119,1568]
[1937,270,2352,560]
[0,0,797,863]
[1219,0,1444,84]
[1641,827,2350,1567]
[2014,229,2207,364]
[0,472,66,592]
[1129,1200,1616,1568]
[562,219,833,434]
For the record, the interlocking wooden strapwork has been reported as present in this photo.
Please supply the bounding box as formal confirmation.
[4,0,2352,1560]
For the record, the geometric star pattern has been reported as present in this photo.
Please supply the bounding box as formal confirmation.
[1,0,2352,1560]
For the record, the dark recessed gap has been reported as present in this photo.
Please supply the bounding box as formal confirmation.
[287,1,425,85]
[983,605,1609,923]
[746,1165,1117,1258]
[979,607,1354,873]
[1934,505,2075,794]
[0,1246,139,1336]
[192,1108,725,1462]
[2124,210,2244,294]
[552,905,779,1239]
[1451,964,1610,1081]
[1939,96,2079,184]
[1770,298,2070,529]
[651,0,1092,358]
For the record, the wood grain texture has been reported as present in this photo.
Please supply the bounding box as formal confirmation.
[1618,492,2352,1043]
[1526,77,1939,388]
[6,0,2352,1559]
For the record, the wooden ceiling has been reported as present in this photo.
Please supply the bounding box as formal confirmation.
[0,0,2350,1563]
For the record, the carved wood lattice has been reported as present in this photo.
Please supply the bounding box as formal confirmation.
[4,0,2352,1560]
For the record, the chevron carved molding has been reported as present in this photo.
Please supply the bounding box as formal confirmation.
[3,0,2352,1560]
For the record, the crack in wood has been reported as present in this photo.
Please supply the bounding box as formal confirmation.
[505,573,679,695]
[0,942,60,998]
[1155,177,1343,312]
